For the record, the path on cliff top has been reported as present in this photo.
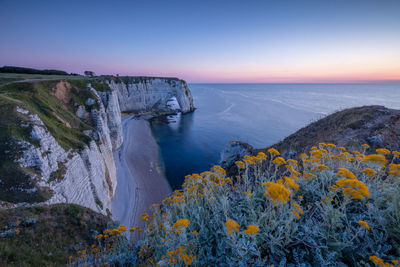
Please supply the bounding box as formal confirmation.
[112,116,171,232]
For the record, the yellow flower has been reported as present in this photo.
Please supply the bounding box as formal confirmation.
[292,203,304,214]
[362,143,370,148]
[140,213,150,221]
[363,154,388,165]
[225,219,240,235]
[336,178,370,199]
[392,151,400,158]
[111,229,120,235]
[388,164,400,176]
[362,168,377,176]
[130,227,138,233]
[192,230,199,235]
[243,159,255,165]
[244,190,253,197]
[292,210,300,219]
[358,220,370,230]
[94,234,103,239]
[172,219,190,230]
[338,147,346,151]
[256,152,267,161]
[303,171,316,179]
[235,161,245,169]
[278,176,299,191]
[336,168,357,179]
[263,182,291,205]
[267,148,280,156]
[299,153,308,159]
[369,255,389,267]
[310,149,323,159]
[327,143,336,148]
[243,225,259,235]
[376,148,390,155]
[272,157,286,165]
[312,164,329,172]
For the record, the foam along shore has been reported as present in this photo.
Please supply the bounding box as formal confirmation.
[111,115,171,230]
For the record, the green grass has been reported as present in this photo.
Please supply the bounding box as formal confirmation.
[0,80,106,203]
[0,81,96,150]
[0,204,113,266]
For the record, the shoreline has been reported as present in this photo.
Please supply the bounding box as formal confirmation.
[111,115,171,230]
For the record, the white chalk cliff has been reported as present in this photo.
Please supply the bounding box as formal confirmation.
[108,78,194,114]
[6,78,194,214]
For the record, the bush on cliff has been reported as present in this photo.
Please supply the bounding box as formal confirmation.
[71,144,400,266]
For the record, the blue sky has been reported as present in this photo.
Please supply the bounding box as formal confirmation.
[0,0,399,82]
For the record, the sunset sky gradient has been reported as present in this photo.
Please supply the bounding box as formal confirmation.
[1,0,399,82]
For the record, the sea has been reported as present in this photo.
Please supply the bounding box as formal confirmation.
[150,83,400,189]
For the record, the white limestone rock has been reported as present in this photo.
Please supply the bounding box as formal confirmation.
[15,107,117,215]
[108,78,194,114]
[97,89,123,150]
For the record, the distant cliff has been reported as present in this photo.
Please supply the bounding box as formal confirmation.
[0,77,194,214]
[107,77,195,114]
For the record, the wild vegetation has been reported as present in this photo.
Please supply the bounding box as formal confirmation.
[0,204,113,266]
[70,144,400,266]
[0,66,70,75]
[0,80,105,203]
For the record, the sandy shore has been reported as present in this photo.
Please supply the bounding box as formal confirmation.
[111,116,171,230]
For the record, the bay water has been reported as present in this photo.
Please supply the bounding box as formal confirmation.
[150,83,400,189]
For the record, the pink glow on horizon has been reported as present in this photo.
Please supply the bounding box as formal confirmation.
[4,60,399,83]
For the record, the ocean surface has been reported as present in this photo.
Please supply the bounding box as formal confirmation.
[150,83,400,189]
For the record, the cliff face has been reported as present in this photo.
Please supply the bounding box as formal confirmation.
[108,78,195,114]
[0,77,194,214]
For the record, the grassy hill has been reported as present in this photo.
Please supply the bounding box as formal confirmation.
[0,204,113,266]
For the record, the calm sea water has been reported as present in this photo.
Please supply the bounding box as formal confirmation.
[150,83,400,189]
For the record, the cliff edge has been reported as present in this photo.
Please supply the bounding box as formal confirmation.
[0,76,194,215]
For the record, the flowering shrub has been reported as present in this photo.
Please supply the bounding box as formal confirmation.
[69,145,400,266]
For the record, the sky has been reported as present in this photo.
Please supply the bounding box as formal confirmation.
[0,0,399,83]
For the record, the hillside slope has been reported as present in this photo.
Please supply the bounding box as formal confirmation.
[221,106,400,168]
[0,204,113,266]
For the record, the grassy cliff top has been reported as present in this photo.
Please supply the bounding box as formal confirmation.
[0,80,102,203]
[0,204,113,266]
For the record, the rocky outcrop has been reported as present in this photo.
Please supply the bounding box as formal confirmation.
[220,141,254,169]
[107,78,195,114]
[221,106,400,165]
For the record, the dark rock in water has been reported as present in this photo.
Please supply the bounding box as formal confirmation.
[220,141,254,168]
